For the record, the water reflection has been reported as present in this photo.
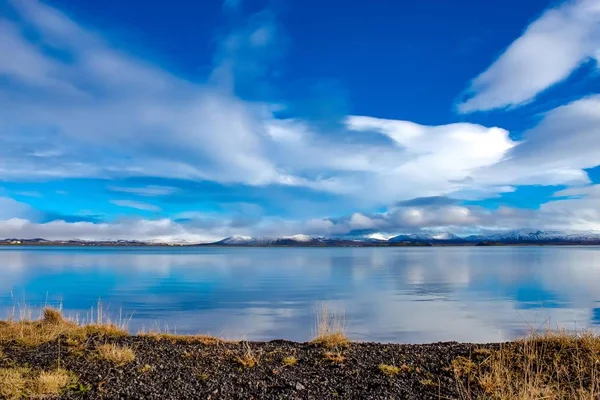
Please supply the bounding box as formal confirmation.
[1,246,599,343]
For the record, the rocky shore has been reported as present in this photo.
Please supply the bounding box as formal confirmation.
[1,309,599,399]
[3,335,487,399]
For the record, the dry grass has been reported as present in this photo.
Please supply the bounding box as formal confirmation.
[35,368,75,396]
[139,364,153,374]
[234,341,261,368]
[311,303,349,349]
[379,363,401,376]
[0,367,27,400]
[41,308,63,325]
[452,356,478,379]
[96,343,136,365]
[0,367,76,399]
[0,307,127,347]
[140,332,222,345]
[283,356,298,366]
[456,329,600,400]
[323,351,345,364]
[400,363,414,373]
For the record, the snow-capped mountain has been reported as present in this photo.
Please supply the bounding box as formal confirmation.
[5,230,600,246]
[208,230,600,246]
[388,231,460,243]
[388,233,435,242]
[213,234,325,246]
[285,234,313,242]
[480,230,600,243]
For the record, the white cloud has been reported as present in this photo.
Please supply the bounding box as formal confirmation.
[474,95,600,186]
[0,197,36,220]
[537,184,600,231]
[0,0,522,209]
[2,184,600,242]
[1,0,600,235]
[110,200,161,212]
[344,116,516,203]
[0,0,285,186]
[108,185,177,197]
[458,0,600,113]
[0,218,219,242]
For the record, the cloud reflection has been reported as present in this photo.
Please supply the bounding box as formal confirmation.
[1,246,599,343]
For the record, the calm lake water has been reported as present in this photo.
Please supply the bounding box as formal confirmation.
[1,246,600,343]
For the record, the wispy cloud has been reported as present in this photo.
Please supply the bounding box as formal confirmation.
[15,191,43,198]
[473,95,600,186]
[0,0,520,208]
[458,0,600,113]
[108,185,177,197]
[110,200,161,212]
[3,184,600,242]
[0,197,36,220]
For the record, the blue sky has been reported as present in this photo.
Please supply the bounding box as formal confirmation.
[1,0,600,241]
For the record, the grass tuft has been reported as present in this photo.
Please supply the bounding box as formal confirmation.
[0,367,27,400]
[324,351,345,364]
[283,356,298,366]
[379,364,401,376]
[452,356,478,379]
[140,332,222,345]
[0,367,76,399]
[96,343,135,365]
[0,306,128,347]
[139,364,153,374]
[42,308,64,325]
[35,368,76,396]
[234,342,261,368]
[311,303,349,349]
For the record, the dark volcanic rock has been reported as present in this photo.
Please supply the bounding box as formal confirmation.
[1,335,491,399]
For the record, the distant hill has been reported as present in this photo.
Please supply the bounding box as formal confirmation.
[206,230,600,246]
[2,230,600,246]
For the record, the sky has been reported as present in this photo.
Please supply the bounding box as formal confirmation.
[1,0,600,242]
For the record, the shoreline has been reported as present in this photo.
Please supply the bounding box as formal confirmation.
[2,242,600,247]
[1,309,599,399]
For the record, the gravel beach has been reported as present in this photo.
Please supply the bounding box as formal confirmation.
[2,311,599,399]
[1,333,491,400]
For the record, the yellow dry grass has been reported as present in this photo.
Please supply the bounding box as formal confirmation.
[35,369,75,396]
[0,367,27,400]
[0,307,127,347]
[234,341,261,368]
[0,367,76,399]
[379,363,401,376]
[139,332,222,345]
[283,356,298,366]
[323,351,345,363]
[311,303,349,349]
[96,343,136,365]
[139,364,153,374]
[456,329,600,400]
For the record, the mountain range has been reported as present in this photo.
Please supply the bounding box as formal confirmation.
[206,230,600,246]
[2,230,600,246]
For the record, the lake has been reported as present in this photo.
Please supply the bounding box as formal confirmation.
[1,246,599,343]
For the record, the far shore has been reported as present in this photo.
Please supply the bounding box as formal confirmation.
[2,241,600,247]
